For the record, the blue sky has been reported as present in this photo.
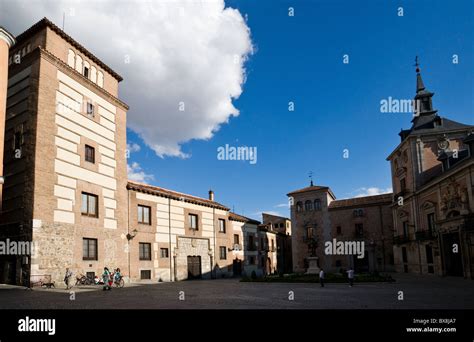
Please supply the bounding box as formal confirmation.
[126,0,474,220]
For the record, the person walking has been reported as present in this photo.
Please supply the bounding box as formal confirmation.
[347,268,355,287]
[102,267,111,291]
[319,269,325,287]
[64,268,73,290]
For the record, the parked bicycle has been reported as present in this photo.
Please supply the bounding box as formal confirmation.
[75,274,94,286]
[111,268,124,288]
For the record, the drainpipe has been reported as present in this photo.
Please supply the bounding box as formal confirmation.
[168,197,173,281]
[213,207,216,279]
[127,190,131,282]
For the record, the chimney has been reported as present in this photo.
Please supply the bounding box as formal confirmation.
[209,190,214,201]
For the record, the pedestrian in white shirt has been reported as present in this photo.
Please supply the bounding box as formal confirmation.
[319,269,325,287]
[347,268,355,287]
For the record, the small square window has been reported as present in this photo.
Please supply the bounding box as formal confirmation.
[86,101,94,117]
[160,248,169,258]
[81,192,98,217]
[189,214,198,230]
[140,270,151,280]
[219,246,227,260]
[85,145,95,163]
[139,243,151,260]
[82,238,97,260]
[138,205,151,225]
[218,219,226,233]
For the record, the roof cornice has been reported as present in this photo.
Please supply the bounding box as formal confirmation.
[15,18,123,82]
[0,27,16,47]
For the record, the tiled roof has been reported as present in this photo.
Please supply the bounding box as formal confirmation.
[229,212,260,225]
[127,181,229,211]
[15,18,123,81]
[328,193,393,209]
[287,185,336,199]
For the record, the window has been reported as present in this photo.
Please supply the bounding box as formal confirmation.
[140,270,151,279]
[314,199,321,211]
[85,145,95,163]
[86,101,94,117]
[296,202,303,212]
[83,66,89,78]
[427,213,435,232]
[138,205,151,225]
[355,223,363,237]
[402,221,409,237]
[81,192,98,217]
[233,234,240,245]
[353,209,364,217]
[336,226,342,235]
[139,243,151,260]
[248,235,254,250]
[249,256,255,265]
[279,223,284,228]
[306,227,314,239]
[271,240,275,252]
[218,219,226,233]
[305,200,313,211]
[160,248,169,258]
[219,246,227,260]
[86,272,95,280]
[400,178,406,192]
[189,214,198,230]
[13,124,24,152]
[82,238,97,260]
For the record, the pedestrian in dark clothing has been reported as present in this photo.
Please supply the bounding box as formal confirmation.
[319,269,325,287]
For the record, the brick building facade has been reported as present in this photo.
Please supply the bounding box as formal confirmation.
[288,184,394,274]
[0,18,267,286]
[387,66,474,278]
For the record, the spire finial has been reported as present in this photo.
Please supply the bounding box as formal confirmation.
[309,171,314,187]
[414,56,420,73]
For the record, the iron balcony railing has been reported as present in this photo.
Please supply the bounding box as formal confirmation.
[415,230,436,241]
[393,235,410,245]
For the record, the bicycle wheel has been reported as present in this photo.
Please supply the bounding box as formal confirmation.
[118,278,124,288]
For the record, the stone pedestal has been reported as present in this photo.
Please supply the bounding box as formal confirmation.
[305,257,320,274]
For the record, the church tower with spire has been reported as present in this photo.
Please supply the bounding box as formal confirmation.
[387,58,474,278]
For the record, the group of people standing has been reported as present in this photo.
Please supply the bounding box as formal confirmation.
[318,268,355,287]
[63,267,121,291]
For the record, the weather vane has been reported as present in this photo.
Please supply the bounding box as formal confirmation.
[414,56,420,73]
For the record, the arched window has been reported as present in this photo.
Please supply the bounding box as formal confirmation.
[296,202,303,212]
[83,61,90,79]
[305,200,313,211]
[75,55,83,73]
[314,199,321,211]
[97,71,104,88]
[91,66,97,83]
[67,49,75,68]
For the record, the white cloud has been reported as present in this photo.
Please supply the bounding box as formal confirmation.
[127,143,141,153]
[354,187,392,198]
[127,162,154,183]
[2,0,253,158]
[274,203,289,208]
